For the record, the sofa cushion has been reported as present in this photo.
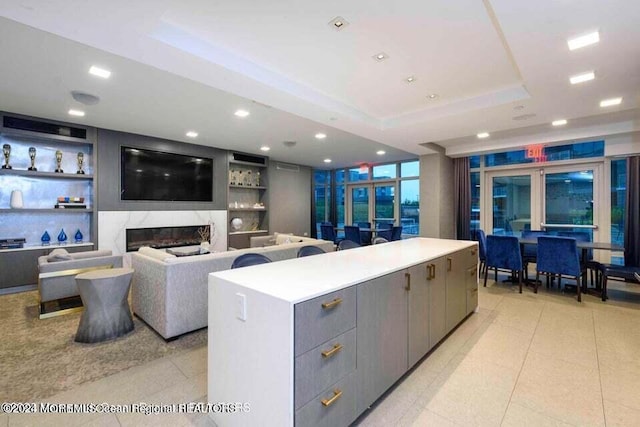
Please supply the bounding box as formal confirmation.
[69,249,112,260]
[138,246,176,261]
[47,248,72,262]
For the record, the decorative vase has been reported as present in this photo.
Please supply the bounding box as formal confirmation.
[10,190,23,209]
[74,229,83,243]
[57,228,68,245]
[41,231,51,246]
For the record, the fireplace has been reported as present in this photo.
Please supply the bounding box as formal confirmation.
[126,225,209,252]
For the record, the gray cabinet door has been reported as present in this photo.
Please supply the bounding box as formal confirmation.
[407,262,430,368]
[428,257,447,349]
[445,250,468,331]
[356,270,408,415]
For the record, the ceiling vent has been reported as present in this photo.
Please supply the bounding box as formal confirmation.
[71,90,100,105]
[2,115,87,139]
[513,113,537,121]
[231,152,267,166]
[276,162,300,172]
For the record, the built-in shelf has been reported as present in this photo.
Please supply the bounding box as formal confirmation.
[228,230,269,235]
[0,242,94,253]
[0,169,93,179]
[0,208,93,213]
[228,185,267,190]
[228,208,267,212]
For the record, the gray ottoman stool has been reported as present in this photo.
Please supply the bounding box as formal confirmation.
[74,268,135,343]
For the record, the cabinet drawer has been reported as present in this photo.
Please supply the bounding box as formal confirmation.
[466,265,479,289]
[295,287,356,356]
[463,244,479,268]
[295,372,356,427]
[467,287,478,315]
[295,328,356,410]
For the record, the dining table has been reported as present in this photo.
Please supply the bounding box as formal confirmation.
[518,237,624,295]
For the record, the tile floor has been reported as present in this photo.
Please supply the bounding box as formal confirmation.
[4,277,640,427]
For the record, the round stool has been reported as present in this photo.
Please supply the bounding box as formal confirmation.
[74,267,134,343]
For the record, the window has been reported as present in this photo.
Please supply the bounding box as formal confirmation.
[470,172,480,236]
[313,171,331,236]
[400,160,419,177]
[485,140,604,167]
[373,164,397,180]
[400,180,419,235]
[348,166,369,182]
[469,156,481,169]
[611,159,626,264]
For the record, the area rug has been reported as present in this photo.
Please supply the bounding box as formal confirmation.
[0,290,206,402]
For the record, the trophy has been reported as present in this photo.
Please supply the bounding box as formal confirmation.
[76,152,85,174]
[54,150,63,173]
[28,147,37,171]
[2,144,12,169]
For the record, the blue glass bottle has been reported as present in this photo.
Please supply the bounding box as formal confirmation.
[41,231,51,246]
[57,228,68,245]
[74,229,83,243]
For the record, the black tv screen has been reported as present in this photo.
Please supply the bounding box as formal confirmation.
[121,146,213,201]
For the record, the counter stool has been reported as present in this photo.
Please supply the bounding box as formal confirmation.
[74,268,134,343]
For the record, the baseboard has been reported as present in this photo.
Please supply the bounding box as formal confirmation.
[0,284,37,295]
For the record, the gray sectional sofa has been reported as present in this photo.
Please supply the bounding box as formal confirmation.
[131,235,335,339]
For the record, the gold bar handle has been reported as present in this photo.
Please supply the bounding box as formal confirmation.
[431,264,436,279]
[426,264,431,281]
[405,272,411,291]
[321,343,343,358]
[321,389,343,407]
[447,257,452,272]
[471,248,478,257]
[321,297,343,309]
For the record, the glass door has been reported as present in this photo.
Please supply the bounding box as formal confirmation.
[374,183,396,228]
[541,164,600,242]
[347,182,398,227]
[486,171,536,237]
[348,185,370,225]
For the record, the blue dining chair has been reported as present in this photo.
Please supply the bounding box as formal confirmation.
[557,231,601,287]
[344,225,363,245]
[484,235,523,293]
[596,264,640,301]
[391,226,403,241]
[338,239,361,250]
[377,225,393,241]
[535,236,582,301]
[521,230,548,281]
[320,224,339,244]
[297,245,326,257]
[356,222,372,245]
[231,253,272,269]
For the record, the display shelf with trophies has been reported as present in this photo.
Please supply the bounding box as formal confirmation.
[227,152,269,249]
[0,113,96,290]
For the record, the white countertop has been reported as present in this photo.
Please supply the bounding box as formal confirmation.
[210,237,477,304]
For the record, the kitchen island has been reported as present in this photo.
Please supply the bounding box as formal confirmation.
[208,238,478,426]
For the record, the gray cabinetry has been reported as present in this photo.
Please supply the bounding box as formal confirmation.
[428,257,448,348]
[407,262,430,368]
[445,251,469,331]
[356,270,408,415]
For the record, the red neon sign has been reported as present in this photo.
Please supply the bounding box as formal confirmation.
[525,144,546,162]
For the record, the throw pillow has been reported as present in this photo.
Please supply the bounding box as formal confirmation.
[47,248,72,262]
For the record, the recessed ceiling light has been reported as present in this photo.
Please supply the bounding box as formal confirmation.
[135,169,143,173]
[600,97,622,107]
[373,52,389,61]
[234,109,250,117]
[376,150,386,155]
[323,158,332,163]
[186,131,198,138]
[68,109,85,117]
[552,119,568,126]
[315,133,327,140]
[570,71,595,84]
[405,76,416,83]
[568,31,600,51]
[260,146,270,152]
[328,16,349,30]
[164,173,170,177]
[427,93,439,100]
[89,66,111,79]
[477,132,490,139]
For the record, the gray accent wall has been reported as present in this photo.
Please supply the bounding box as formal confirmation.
[419,152,455,238]
[96,129,227,211]
[268,161,312,236]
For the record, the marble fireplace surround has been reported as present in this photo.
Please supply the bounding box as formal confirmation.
[98,210,227,265]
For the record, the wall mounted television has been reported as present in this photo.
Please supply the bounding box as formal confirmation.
[120,146,213,202]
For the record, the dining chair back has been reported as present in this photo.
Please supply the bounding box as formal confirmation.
[377,227,393,241]
[476,229,487,275]
[344,226,363,245]
[391,226,403,241]
[356,222,371,229]
[231,253,272,269]
[297,245,326,257]
[338,239,361,250]
[535,236,582,301]
[320,224,338,243]
[484,235,523,293]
